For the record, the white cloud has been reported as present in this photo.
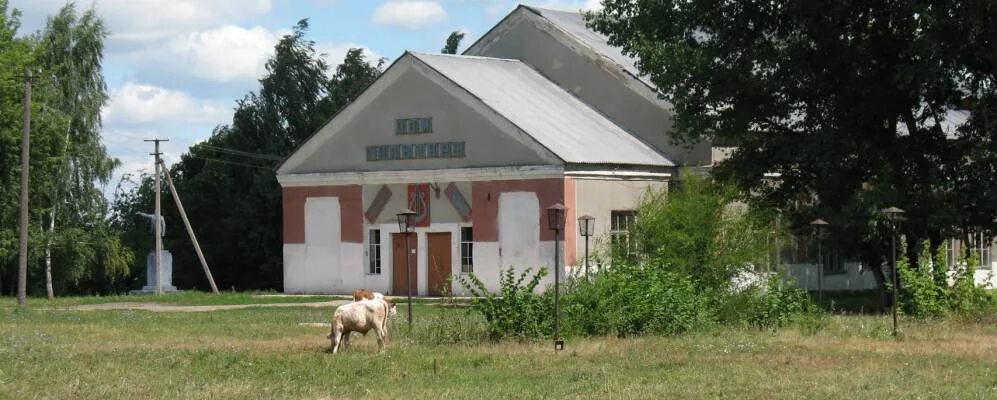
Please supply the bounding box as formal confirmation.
[166,25,278,82]
[373,1,447,29]
[11,0,272,47]
[535,0,603,12]
[103,83,225,125]
[317,43,383,68]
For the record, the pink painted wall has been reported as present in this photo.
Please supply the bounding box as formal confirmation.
[283,185,363,244]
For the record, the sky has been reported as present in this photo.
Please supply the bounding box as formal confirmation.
[9,0,601,197]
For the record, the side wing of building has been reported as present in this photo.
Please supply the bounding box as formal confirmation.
[465,5,712,167]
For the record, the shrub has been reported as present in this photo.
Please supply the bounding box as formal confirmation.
[897,244,948,318]
[897,240,997,319]
[457,267,551,341]
[630,172,778,292]
[559,261,715,337]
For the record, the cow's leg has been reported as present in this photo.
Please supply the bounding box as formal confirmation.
[331,325,343,354]
[375,325,386,353]
[342,330,351,350]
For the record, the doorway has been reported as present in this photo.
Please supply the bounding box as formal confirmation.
[426,232,452,297]
[392,233,417,296]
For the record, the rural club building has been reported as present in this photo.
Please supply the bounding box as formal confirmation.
[276,5,712,295]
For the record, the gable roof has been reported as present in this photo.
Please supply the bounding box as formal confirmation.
[409,52,672,167]
[520,5,654,90]
[465,5,657,93]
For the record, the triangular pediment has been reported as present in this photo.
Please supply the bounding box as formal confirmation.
[277,53,563,176]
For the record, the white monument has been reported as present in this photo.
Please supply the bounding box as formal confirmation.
[132,212,180,293]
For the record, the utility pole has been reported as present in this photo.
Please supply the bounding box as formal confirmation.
[145,138,168,295]
[159,159,219,294]
[17,69,31,306]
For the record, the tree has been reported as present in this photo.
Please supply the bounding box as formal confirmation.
[590,1,997,291]
[0,1,130,297]
[113,20,384,291]
[442,30,465,54]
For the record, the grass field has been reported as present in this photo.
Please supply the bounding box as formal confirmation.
[2,294,996,399]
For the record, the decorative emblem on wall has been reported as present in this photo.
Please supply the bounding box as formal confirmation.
[445,182,471,221]
[408,183,431,227]
[364,185,392,223]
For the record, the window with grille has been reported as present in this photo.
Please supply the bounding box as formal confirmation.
[461,227,473,273]
[395,117,433,134]
[367,229,381,274]
[610,210,637,255]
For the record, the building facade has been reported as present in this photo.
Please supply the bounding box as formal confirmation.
[276,6,694,294]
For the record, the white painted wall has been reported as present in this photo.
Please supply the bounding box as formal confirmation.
[572,179,667,266]
[284,197,358,293]
[499,192,540,271]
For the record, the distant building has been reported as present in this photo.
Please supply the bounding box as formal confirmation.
[276,5,710,294]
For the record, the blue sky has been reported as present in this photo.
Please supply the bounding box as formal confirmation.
[9,0,600,197]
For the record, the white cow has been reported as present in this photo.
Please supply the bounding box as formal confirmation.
[328,297,396,354]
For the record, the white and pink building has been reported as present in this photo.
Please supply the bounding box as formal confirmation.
[275,6,711,295]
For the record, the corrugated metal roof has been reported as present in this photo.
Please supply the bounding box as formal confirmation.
[411,52,673,167]
[524,5,655,90]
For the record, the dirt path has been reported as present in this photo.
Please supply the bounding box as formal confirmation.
[66,300,350,313]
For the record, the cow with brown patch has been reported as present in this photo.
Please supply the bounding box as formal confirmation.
[328,297,396,354]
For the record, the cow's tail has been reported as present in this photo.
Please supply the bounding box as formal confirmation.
[327,312,342,339]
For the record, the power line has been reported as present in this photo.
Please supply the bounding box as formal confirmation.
[190,155,275,170]
[198,144,284,161]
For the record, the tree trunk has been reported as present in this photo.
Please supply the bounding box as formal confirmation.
[45,209,55,300]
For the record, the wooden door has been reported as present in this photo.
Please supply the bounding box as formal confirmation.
[392,233,417,296]
[426,232,452,297]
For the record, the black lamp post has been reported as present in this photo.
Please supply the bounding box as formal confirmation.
[546,203,566,351]
[810,218,829,306]
[883,206,905,337]
[578,215,595,278]
[396,208,417,330]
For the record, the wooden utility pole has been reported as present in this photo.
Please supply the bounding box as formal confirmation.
[17,69,31,306]
[159,159,219,294]
[144,138,168,295]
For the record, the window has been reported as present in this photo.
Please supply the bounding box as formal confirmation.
[395,117,433,134]
[461,227,473,273]
[610,210,637,255]
[367,229,381,274]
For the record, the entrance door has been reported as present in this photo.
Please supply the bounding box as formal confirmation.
[426,232,452,297]
[392,233,418,296]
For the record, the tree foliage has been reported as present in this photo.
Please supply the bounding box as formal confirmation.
[112,20,384,291]
[442,30,465,54]
[0,1,130,296]
[590,0,997,287]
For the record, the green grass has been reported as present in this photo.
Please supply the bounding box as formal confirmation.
[1,297,996,399]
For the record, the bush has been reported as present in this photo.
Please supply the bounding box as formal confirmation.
[897,244,948,318]
[630,172,777,292]
[726,276,823,329]
[560,262,714,337]
[457,267,551,341]
[897,240,997,319]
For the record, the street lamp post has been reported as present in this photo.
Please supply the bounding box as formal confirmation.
[578,215,595,278]
[810,218,829,306]
[547,203,566,351]
[883,206,905,337]
[396,208,417,331]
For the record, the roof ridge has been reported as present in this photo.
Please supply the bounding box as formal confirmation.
[408,51,522,63]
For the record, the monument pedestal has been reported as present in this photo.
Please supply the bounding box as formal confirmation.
[131,250,181,294]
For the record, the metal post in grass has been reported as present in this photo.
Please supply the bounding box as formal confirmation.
[397,208,417,331]
[883,206,905,337]
[810,218,828,306]
[578,215,594,278]
[547,203,566,351]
